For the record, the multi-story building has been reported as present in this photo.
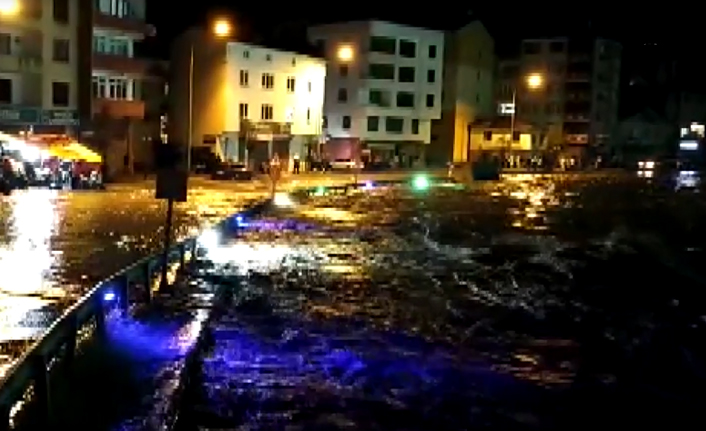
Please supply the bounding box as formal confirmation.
[170,29,326,170]
[307,21,443,166]
[429,21,495,165]
[0,0,79,135]
[497,37,621,159]
[78,0,156,177]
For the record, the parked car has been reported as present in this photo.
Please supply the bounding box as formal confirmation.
[211,162,253,181]
[330,159,362,170]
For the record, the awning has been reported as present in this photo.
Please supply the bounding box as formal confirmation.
[48,142,102,163]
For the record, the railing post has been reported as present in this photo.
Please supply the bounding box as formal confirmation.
[118,274,129,311]
[30,354,51,425]
[0,403,10,431]
[143,261,152,303]
[64,313,78,366]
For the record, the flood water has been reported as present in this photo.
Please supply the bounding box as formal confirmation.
[179,172,706,430]
[0,184,263,375]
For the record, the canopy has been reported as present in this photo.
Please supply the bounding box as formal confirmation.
[48,142,102,163]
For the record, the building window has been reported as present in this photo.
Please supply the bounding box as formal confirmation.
[426,94,434,108]
[427,70,435,83]
[339,65,348,77]
[306,108,311,125]
[239,70,248,86]
[483,131,492,141]
[428,45,437,58]
[411,119,419,134]
[53,0,69,24]
[322,115,327,128]
[261,73,274,89]
[342,116,351,129]
[239,103,248,118]
[292,57,296,66]
[286,77,295,92]
[307,81,312,92]
[93,36,130,56]
[52,82,69,106]
[385,117,403,133]
[369,89,390,107]
[337,88,347,102]
[367,116,379,132]
[396,92,414,108]
[512,131,520,141]
[265,54,272,61]
[368,63,395,80]
[243,50,249,59]
[0,34,11,55]
[261,104,273,120]
[398,40,416,58]
[398,66,415,83]
[0,78,12,103]
[96,0,134,18]
[369,36,396,55]
[52,39,70,63]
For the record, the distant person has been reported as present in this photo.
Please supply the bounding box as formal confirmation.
[293,154,300,174]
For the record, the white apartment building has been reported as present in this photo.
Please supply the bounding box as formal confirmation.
[308,21,444,165]
[0,0,79,132]
[170,32,326,169]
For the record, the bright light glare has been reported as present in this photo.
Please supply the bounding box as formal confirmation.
[103,292,116,301]
[526,73,543,89]
[197,229,220,251]
[412,175,430,190]
[273,192,294,207]
[213,19,232,37]
[337,45,354,61]
[313,186,325,196]
[0,0,19,15]
[363,181,374,190]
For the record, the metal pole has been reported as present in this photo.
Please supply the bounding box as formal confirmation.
[160,198,174,289]
[187,44,194,172]
[509,89,516,157]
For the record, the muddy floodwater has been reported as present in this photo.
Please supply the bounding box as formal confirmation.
[178,172,706,430]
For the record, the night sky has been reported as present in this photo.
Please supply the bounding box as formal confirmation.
[144,4,690,60]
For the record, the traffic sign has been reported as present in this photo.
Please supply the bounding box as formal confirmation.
[156,169,187,202]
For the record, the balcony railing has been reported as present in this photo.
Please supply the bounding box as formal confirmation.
[240,120,292,139]
[92,11,154,37]
[93,53,148,75]
[93,99,145,119]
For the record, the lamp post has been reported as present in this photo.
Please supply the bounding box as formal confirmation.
[336,45,360,183]
[0,0,19,15]
[187,18,232,172]
[508,73,544,161]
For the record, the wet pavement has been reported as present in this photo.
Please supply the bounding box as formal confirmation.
[172,171,706,430]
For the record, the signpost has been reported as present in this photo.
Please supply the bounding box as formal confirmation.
[155,144,187,289]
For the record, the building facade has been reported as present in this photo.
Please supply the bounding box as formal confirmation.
[307,21,443,166]
[169,31,325,170]
[0,0,79,135]
[78,0,157,177]
[497,37,621,159]
[429,21,495,165]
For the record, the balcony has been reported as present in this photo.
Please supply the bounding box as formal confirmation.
[92,11,154,38]
[93,99,145,119]
[0,53,42,74]
[92,53,148,75]
[240,120,292,139]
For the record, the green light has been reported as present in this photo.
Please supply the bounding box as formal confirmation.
[313,186,326,196]
[412,175,430,190]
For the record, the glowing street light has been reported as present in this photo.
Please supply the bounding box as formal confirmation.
[0,0,19,15]
[412,175,430,191]
[337,45,354,62]
[526,73,543,89]
[187,18,233,171]
[213,19,232,38]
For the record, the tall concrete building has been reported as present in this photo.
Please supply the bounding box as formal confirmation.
[307,21,443,166]
[170,29,326,170]
[78,0,158,177]
[497,37,621,159]
[428,21,495,165]
[0,0,79,134]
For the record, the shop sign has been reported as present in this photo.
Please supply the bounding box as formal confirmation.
[0,106,79,126]
[0,107,39,124]
[41,109,79,125]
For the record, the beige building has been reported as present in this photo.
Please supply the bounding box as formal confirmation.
[0,0,79,133]
[469,117,532,154]
[429,21,495,165]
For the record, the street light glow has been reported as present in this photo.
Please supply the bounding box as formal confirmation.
[337,45,354,62]
[213,19,232,37]
[526,73,543,89]
[0,0,19,15]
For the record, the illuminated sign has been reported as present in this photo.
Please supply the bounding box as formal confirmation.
[680,140,698,150]
[499,103,515,115]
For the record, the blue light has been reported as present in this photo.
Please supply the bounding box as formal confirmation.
[103,291,116,301]
[363,180,374,190]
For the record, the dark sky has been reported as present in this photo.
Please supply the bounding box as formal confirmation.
[144,4,691,59]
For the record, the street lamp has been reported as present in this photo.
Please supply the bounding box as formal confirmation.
[509,72,544,155]
[187,18,232,172]
[0,0,19,15]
